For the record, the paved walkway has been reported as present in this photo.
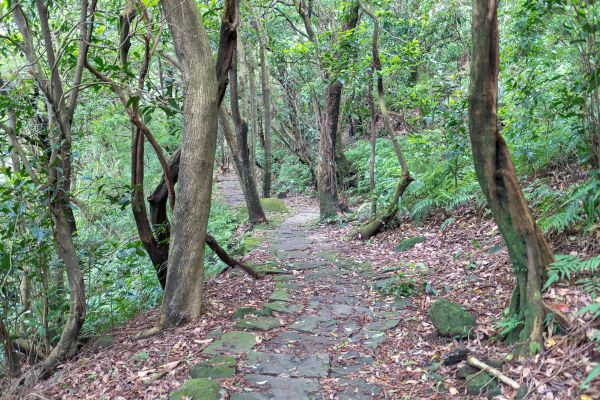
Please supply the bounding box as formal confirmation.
[188,175,410,399]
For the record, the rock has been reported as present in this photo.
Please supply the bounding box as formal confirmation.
[189,355,237,379]
[456,365,478,379]
[335,378,382,400]
[428,299,476,338]
[466,372,500,396]
[170,378,225,400]
[259,198,288,213]
[269,289,291,302]
[394,236,426,252]
[235,316,283,331]
[245,374,321,399]
[232,307,273,321]
[290,314,335,334]
[264,301,304,314]
[230,393,270,400]
[202,331,258,355]
[246,352,330,378]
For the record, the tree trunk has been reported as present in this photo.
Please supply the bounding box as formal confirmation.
[357,1,412,239]
[367,86,377,217]
[469,0,552,356]
[0,316,21,377]
[12,0,94,380]
[253,19,272,198]
[315,1,360,218]
[160,0,219,326]
[247,46,259,181]
[220,106,267,224]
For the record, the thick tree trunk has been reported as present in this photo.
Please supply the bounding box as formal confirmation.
[357,2,412,239]
[160,0,219,326]
[253,19,272,198]
[469,0,552,356]
[315,1,360,218]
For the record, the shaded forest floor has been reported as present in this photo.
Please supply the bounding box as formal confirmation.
[14,173,600,400]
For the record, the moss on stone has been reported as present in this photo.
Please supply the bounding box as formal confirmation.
[189,356,237,379]
[428,299,476,338]
[259,198,288,213]
[394,236,427,252]
[466,372,500,396]
[170,378,224,400]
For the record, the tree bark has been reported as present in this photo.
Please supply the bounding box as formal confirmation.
[469,0,551,356]
[11,0,95,379]
[357,1,412,239]
[0,317,21,377]
[367,86,377,217]
[159,0,220,326]
[301,1,359,218]
[253,19,273,198]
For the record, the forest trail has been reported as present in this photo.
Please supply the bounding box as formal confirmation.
[204,175,409,399]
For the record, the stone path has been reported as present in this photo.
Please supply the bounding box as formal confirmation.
[174,178,411,399]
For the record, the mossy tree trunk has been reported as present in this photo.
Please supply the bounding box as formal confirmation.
[357,2,412,240]
[469,0,553,356]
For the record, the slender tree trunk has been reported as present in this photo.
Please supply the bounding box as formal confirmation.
[367,86,377,217]
[12,0,95,380]
[253,19,272,198]
[220,106,267,224]
[160,0,219,326]
[247,48,258,181]
[469,0,552,356]
[357,2,412,239]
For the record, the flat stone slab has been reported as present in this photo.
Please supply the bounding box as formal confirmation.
[289,314,336,334]
[351,327,387,349]
[230,393,270,400]
[189,355,236,379]
[331,352,374,377]
[247,352,330,378]
[264,301,303,314]
[364,318,401,331]
[170,378,226,400]
[203,331,258,355]
[235,316,283,331]
[232,307,273,321]
[335,378,382,400]
[245,374,322,400]
[269,289,291,302]
[267,332,336,353]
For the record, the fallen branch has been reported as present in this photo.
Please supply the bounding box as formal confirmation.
[206,234,261,279]
[467,355,520,390]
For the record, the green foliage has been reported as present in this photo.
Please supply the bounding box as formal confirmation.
[544,253,600,386]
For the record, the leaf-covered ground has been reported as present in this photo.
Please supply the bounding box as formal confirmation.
[8,177,599,399]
